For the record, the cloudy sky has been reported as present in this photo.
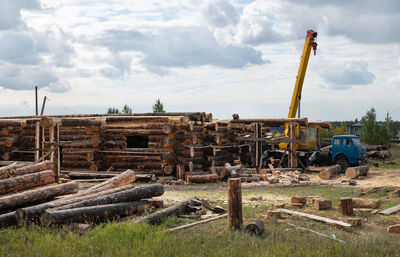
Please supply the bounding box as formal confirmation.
[0,0,399,121]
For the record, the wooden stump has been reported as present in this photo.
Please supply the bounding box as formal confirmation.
[228,178,242,230]
[345,166,369,179]
[319,165,341,180]
[338,198,353,216]
[245,220,264,235]
[291,196,306,205]
[313,199,332,210]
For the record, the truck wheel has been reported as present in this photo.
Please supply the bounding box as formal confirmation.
[334,157,349,173]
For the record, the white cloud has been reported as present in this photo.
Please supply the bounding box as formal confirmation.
[201,0,240,28]
[321,61,375,89]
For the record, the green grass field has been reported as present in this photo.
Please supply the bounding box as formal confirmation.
[1,184,399,257]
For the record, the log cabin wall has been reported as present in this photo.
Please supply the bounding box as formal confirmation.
[0,114,299,178]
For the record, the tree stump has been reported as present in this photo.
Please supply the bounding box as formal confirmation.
[313,199,332,210]
[338,198,353,216]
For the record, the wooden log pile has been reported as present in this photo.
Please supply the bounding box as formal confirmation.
[0,161,79,228]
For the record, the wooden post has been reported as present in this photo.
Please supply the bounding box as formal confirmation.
[56,123,60,181]
[228,178,242,230]
[288,122,297,168]
[339,198,353,216]
[41,126,45,159]
[35,121,40,161]
[49,125,55,162]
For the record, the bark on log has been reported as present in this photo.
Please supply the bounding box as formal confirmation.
[244,219,264,235]
[61,119,102,127]
[313,199,332,210]
[186,174,219,183]
[16,184,135,226]
[136,197,198,225]
[228,178,242,230]
[105,116,171,123]
[0,170,55,195]
[0,160,53,180]
[0,211,16,228]
[345,166,369,179]
[85,169,136,192]
[319,165,341,180]
[338,198,353,216]
[50,184,164,211]
[0,182,78,211]
[41,200,153,225]
[0,120,22,127]
[352,198,380,209]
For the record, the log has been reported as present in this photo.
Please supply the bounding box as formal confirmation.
[0,182,78,211]
[345,166,369,179]
[50,184,164,211]
[0,160,53,180]
[291,196,306,205]
[313,199,332,210]
[176,164,185,179]
[338,198,353,216]
[41,200,153,225]
[16,184,135,226]
[352,198,380,209]
[379,203,400,215]
[186,174,218,183]
[85,169,136,192]
[0,170,55,195]
[136,197,198,225]
[387,225,400,234]
[277,208,352,228]
[0,120,22,127]
[61,119,102,127]
[319,165,341,180]
[244,219,264,235]
[230,118,308,126]
[228,178,242,230]
[0,211,16,228]
[266,210,281,219]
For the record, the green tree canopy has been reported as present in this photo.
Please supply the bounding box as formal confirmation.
[121,104,133,114]
[107,107,119,114]
[152,99,165,113]
[360,107,391,145]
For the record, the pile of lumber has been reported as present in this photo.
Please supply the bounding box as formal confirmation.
[0,160,78,228]
[365,145,391,160]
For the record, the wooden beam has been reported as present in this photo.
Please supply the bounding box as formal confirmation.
[277,208,352,228]
[379,204,400,215]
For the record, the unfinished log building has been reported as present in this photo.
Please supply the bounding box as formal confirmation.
[0,113,318,177]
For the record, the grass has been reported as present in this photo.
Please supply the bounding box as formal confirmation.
[0,184,399,257]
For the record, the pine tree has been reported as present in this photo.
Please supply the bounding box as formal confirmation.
[107,107,119,114]
[152,99,165,113]
[360,108,391,145]
[121,104,133,114]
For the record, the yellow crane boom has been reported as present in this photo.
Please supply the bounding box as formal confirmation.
[288,30,318,118]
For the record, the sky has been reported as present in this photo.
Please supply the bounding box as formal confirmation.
[0,0,399,121]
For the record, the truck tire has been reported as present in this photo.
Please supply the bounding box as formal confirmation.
[334,156,349,173]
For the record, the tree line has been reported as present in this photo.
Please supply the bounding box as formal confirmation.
[106,99,165,114]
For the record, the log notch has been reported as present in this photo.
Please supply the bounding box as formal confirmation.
[319,165,341,180]
[0,160,53,179]
[0,170,55,194]
[50,184,164,211]
[244,220,264,235]
[0,182,78,211]
[338,198,353,216]
[228,178,242,229]
[84,169,136,193]
[16,184,135,226]
[41,201,153,225]
[186,174,218,183]
[352,198,380,209]
[136,197,198,225]
[313,199,332,210]
[345,166,369,179]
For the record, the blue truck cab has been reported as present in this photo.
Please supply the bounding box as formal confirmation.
[331,135,366,172]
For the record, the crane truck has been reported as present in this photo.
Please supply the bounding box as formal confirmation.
[268,30,366,171]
